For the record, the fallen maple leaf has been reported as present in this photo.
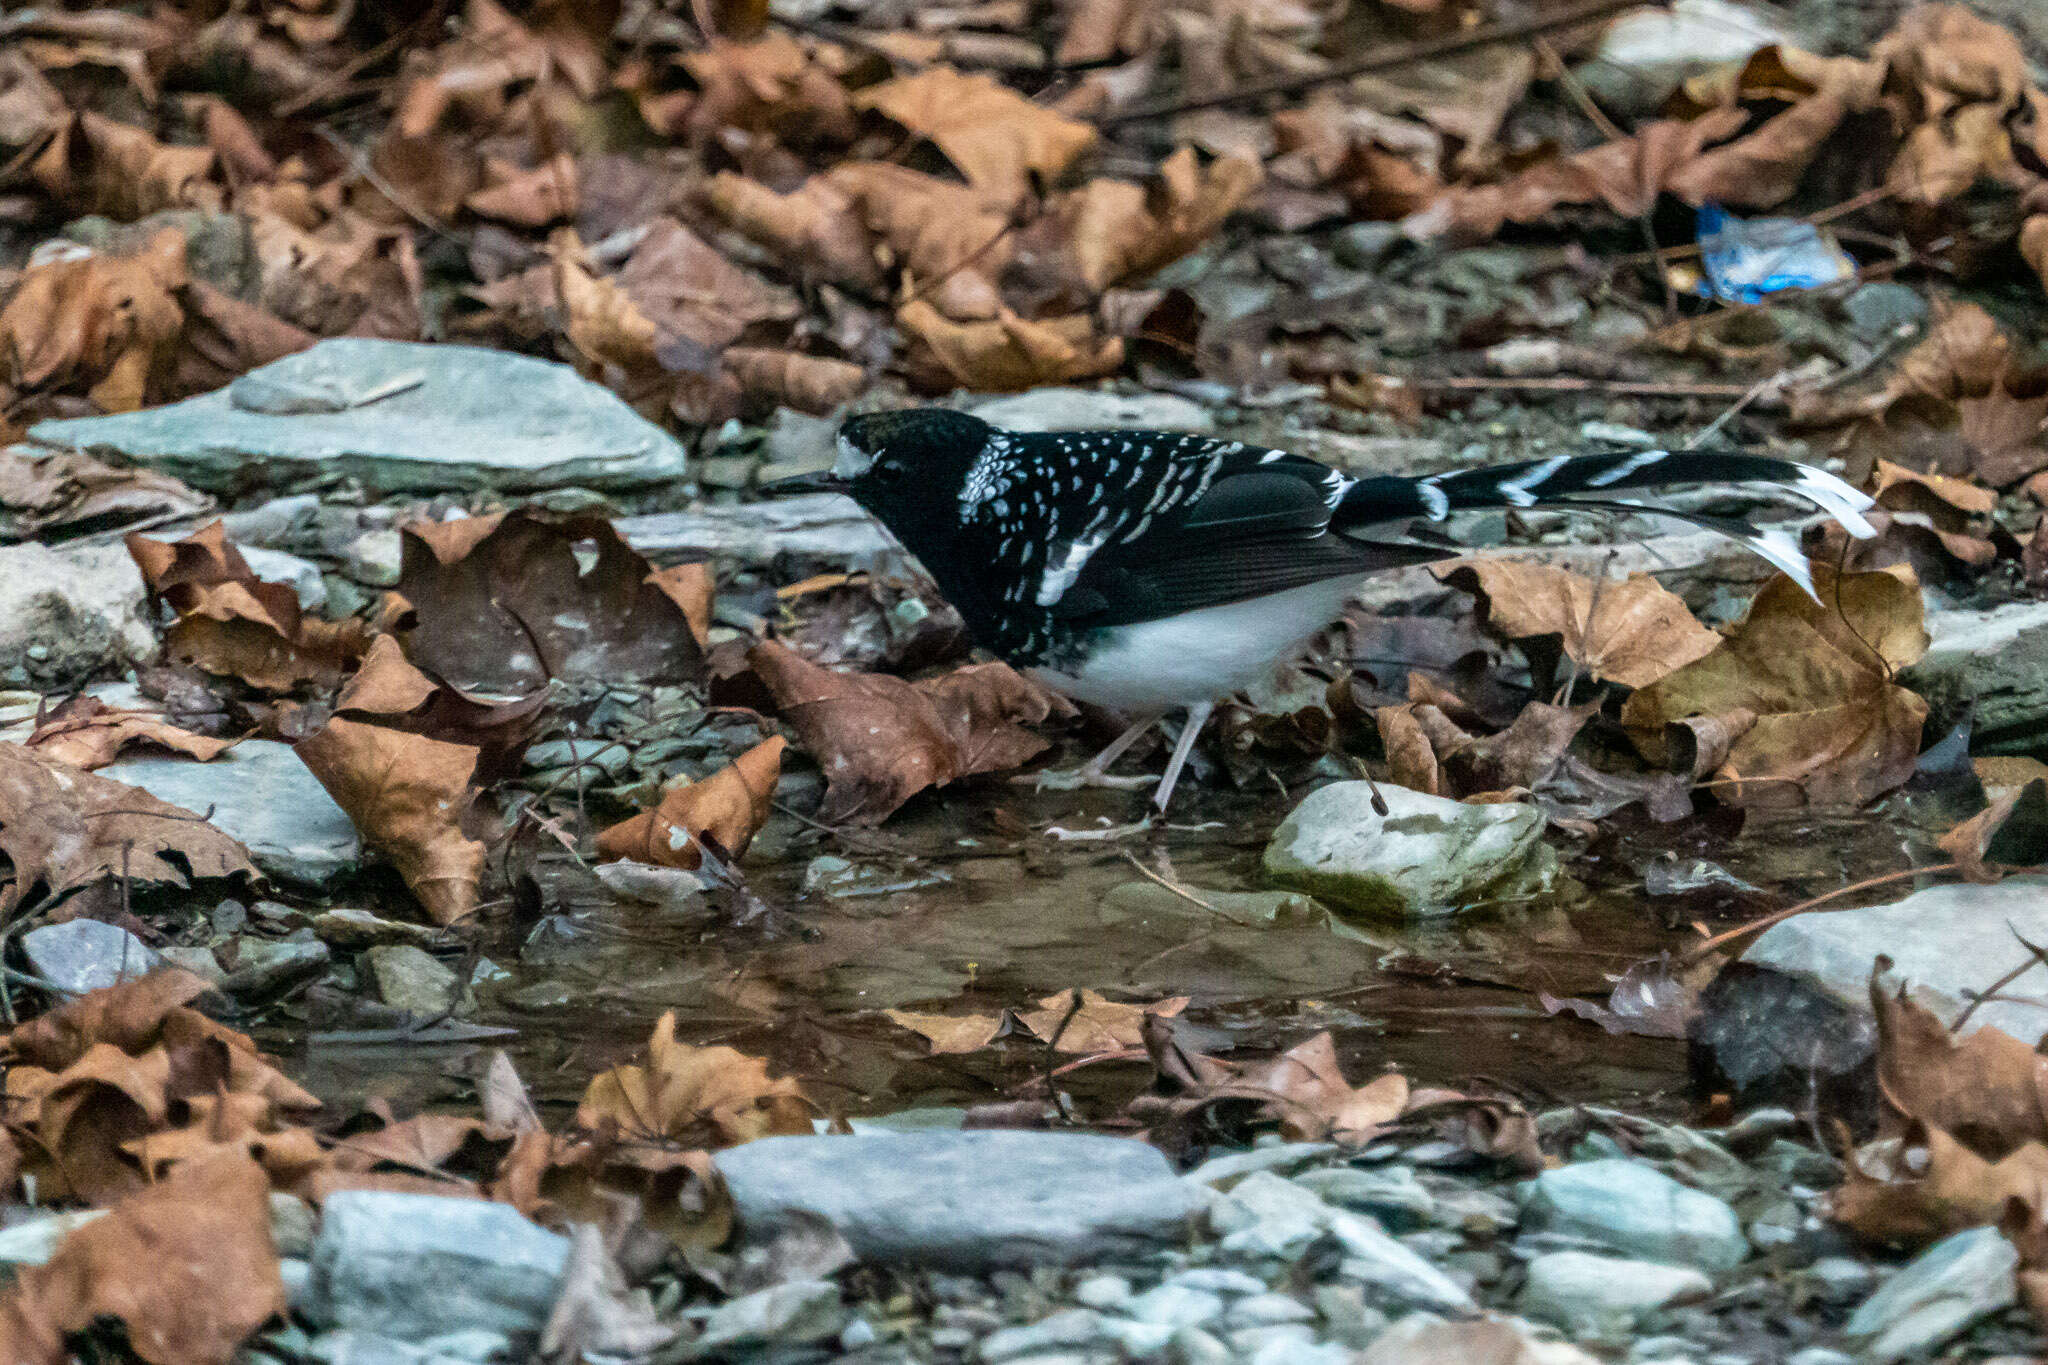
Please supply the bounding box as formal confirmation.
[578,1010,811,1149]
[24,697,233,771]
[1870,964,2048,1157]
[0,1153,283,1365]
[0,226,187,413]
[703,172,886,293]
[465,153,577,227]
[1833,1119,2048,1247]
[595,736,786,870]
[883,1008,1010,1055]
[851,66,1097,209]
[1057,149,1262,292]
[0,447,208,541]
[1014,989,1190,1054]
[1376,698,1596,801]
[294,717,486,925]
[334,635,543,785]
[28,112,219,220]
[0,746,255,918]
[392,510,706,694]
[1437,560,1721,690]
[897,300,1124,393]
[749,641,1060,824]
[1232,1031,1411,1145]
[1939,775,2048,881]
[1620,566,1930,808]
[127,522,368,694]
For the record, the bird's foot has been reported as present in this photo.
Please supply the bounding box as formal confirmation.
[1018,764,1156,792]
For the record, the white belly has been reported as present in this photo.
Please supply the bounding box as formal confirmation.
[1032,577,1364,712]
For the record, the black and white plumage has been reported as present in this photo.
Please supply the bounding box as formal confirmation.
[765,408,1878,810]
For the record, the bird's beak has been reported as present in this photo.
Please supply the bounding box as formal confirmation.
[759,469,851,496]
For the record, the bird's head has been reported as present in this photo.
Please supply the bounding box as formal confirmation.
[762,409,994,540]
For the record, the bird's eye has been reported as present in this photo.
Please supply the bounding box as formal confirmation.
[869,459,905,485]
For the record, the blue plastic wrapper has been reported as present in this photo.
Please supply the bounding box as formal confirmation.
[1696,203,1856,304]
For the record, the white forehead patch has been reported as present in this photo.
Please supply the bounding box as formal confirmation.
[834,433,874,480]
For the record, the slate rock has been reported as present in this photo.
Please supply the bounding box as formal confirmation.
[691,1280,844,1351]
[1517,1250,1712,1340]
[240,545,328,612]
[302,1329,513,1365]
[1900,602,2048,752]
[98,741,360,885]
[1263,782,1557,919]
[964,388,1214,433]
[303,1191,569,1338]
[22,920,162,994]
[1519,1159,1747,1271]
[615,493,893,569]
[714,1131,1201,1270]
[1743,876,2048,1042]
[0,541,155,687]
[365,944,461,1015]
[30,339,687,494]
[1842,1225,2017,1363]
[219,937,331,997]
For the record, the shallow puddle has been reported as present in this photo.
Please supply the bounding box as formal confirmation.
[281,775,1974,1126]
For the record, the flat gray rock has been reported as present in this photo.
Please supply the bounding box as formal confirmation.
[1518,1159,1747,1272]
[1263,782,1557,919]
[1743,876,2048,1040]
[23,920,162,994]
[1517,1250,1712,1341]
[99,741,359,886]
[615,492,893,568]
[1843,1225,2016,1363]
[304,1191,569,1338]
[714,1131,1202,1270]
[1901,601,2048,752]
[30,339,687,494]
[964,388,1214,433]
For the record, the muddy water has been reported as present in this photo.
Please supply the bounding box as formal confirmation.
[287,778,1966,1124]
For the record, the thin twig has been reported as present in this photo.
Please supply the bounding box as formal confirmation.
[1950,926,2048,1033]
[1406,376,1757,398]
[1095,0,1642,127]
[1687,862,1964,958]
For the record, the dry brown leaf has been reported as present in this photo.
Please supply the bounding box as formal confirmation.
[393,510,706,694]
[1437,560,1720,689]
[127,522,368,694]
[723,347,865,414]
[1872,966,2048,1155]
[29,112,219,220]
[704,172,885,293]
[0,227,187,413]
[334,635,543,785]
[1231,1032,1411,1145]
[897,300,1123,392]
[883,1008,1009,1055]
[25,697,234,771]
[465,154,578,227]
[851,66,1097,209]
[170,280,317,399]
[1377,698,1597,802]
[824,161,1010,318]
[1834,1122,2048,1248]
[1621,567,1929,808]
[648,563,715,647]
[295,718,486,925]
[1057,148,1261,291]
[1940,777,2048,882]
[665,31,854,142]
[0,745,255,918]
[0,446,207,541]
[2024,215,2048,293]
[750,641,1058,824]
[1014,989,1189,1054]
[595,737,786,870]
[0,1153,283,1365]
[578,1010,811,1148]
[608,218,802,367]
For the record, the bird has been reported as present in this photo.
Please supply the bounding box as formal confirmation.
[764,408,1878,812]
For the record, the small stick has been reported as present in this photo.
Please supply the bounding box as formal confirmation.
[1406,377,1757,397]
[1949,926,2048,1033]
[1688,862,1964,958]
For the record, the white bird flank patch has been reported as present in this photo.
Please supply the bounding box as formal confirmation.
[1494,455,1572,507]
[1036,532,1107,606]
[959,438,1014,512]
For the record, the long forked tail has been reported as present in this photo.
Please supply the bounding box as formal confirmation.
[1335,448,1878,599]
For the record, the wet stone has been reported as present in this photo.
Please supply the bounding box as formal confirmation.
[1168,1325,1233,1365]
[1518,1159,1748,1271]
[22,920,162,994]
[1294,1165,1435,1227]
[157,944,226,984]
[964,388,1214,433]
[1518,1250,1713,1341]
[715,1131,1202,1270]
[977,1308,1107,1360]
[301,1327,513,1365]
[1226,1293,1316,1327]
[304,1191,569,1338]
[1071,1274,1131,1309]
[1841,1225,2017,1364]
[311,909,444,950]
[1184,1142,1339,1188]
[31,339,689,494]
[1262,782,1557,919]
[691,1279,844,1351]
[0,541,155,688]
[240,545,328,612]
[1123,1283,1224,1327]
[1742,876,2048,1042]
[99,740,360,886]
[365,945,462,1016]
[219,936,332,997]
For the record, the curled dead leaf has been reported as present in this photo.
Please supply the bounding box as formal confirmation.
[595,737,786,871]
[25,697,233,771]
[0,227,187,413]
[1437,560,1720,690]
[897,300,1123,393]
[851,66,1097,210]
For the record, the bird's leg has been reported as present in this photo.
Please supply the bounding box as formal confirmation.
[1150,700,1216,812]
[1021,713,1162,791]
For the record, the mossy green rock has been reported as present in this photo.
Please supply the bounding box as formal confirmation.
[1262,782,1556,920]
